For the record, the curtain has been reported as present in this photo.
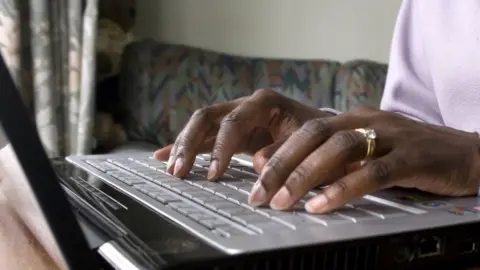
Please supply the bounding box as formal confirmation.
[0,0,98,157]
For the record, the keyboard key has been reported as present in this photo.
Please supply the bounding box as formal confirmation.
[181,188,209,199]
[224,181,253,191]
[88,161,117,172]
[334,207,377,222]
[218,207,250,218]
[205,201,239,211]
[232,213,269,226]
[356,203,407,219]
[247,222,289,234]
[229,164,258,175]
[155,194,181,204]
[199,219,230,230]
[255,207,293,218]
[298,212,352,226]
[188,213,215,221]
[194,158,211,167]
[192,196,211,205]
[176,207,203,216]
[271,215,318,229]
[117,177,144,186]
[162,181,191,190]
[224,168,254,179]
[236,184,254,195]
[133,184,160,194]
[214,226,247,237]
[226,192,249,205]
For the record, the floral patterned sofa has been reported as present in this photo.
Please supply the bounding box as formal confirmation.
[114,39,388,149]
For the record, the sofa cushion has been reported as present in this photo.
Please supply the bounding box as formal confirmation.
[118,39,253,146]
[252,60,341,109]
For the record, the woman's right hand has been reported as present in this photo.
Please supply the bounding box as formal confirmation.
[154,88,333,179]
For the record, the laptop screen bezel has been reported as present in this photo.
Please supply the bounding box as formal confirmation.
[0,54,98,269]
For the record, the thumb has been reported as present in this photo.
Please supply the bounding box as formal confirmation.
[154,144,174,161]
[252,138,287,173]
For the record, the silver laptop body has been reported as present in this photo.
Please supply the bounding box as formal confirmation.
[67,150,480,266]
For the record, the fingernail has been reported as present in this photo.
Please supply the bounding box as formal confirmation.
[173,157,184,176]
[207,160,218,180]
[305,194,328,213]
[270,186,291,210]
[249,180,267,206]
[167,156,175,171]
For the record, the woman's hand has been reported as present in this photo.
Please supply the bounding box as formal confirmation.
[154,89,332,178]
[251,106,480,213]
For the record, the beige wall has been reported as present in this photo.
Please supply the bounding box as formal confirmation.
[134,0,401,63]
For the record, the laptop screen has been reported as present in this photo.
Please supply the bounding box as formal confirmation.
[0,52,96,269]
[0,125,68,268]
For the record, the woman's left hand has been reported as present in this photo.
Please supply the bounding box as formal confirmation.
[248,107,480,213]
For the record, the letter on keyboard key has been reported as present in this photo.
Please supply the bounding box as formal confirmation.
[247,222,290,234]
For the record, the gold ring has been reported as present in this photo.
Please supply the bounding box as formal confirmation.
[354,128,377,160]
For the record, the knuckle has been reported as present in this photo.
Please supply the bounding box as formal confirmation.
[330,131,360,150]
[288,164,311,187]
[211,139,227,155]
[221,111,242,126]
[266,155,282,172]
[333,179,349,194]
[192,107,211,120]
[366,160,392,184]
[302,118,331,137]
[253,88,278,98]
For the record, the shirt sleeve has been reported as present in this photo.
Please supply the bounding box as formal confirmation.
[379,0,444,125]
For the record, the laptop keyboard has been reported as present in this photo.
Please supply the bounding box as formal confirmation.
[84,155,408,238]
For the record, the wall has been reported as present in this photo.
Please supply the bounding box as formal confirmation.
[134,0,401,63]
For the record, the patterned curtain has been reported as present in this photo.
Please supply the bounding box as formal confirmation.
[0,0,98,157]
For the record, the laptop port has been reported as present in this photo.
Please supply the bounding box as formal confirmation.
[459,239,477,254]
[417,236,442,258]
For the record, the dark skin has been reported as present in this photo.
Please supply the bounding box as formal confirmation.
[154,88,480,213]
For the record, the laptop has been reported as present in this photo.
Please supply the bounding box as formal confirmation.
[1,54,480,270]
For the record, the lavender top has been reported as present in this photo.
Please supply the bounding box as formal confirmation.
[379,0,480,133]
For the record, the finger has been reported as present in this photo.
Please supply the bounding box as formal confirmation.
[249,117,353,206]
[154,144,174,161]
[305,153,401,213]
[269,130,371,210]
[161,137,216,162]
[252,138,287,173]
[169,100,240,176]
[209,90,283,180]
